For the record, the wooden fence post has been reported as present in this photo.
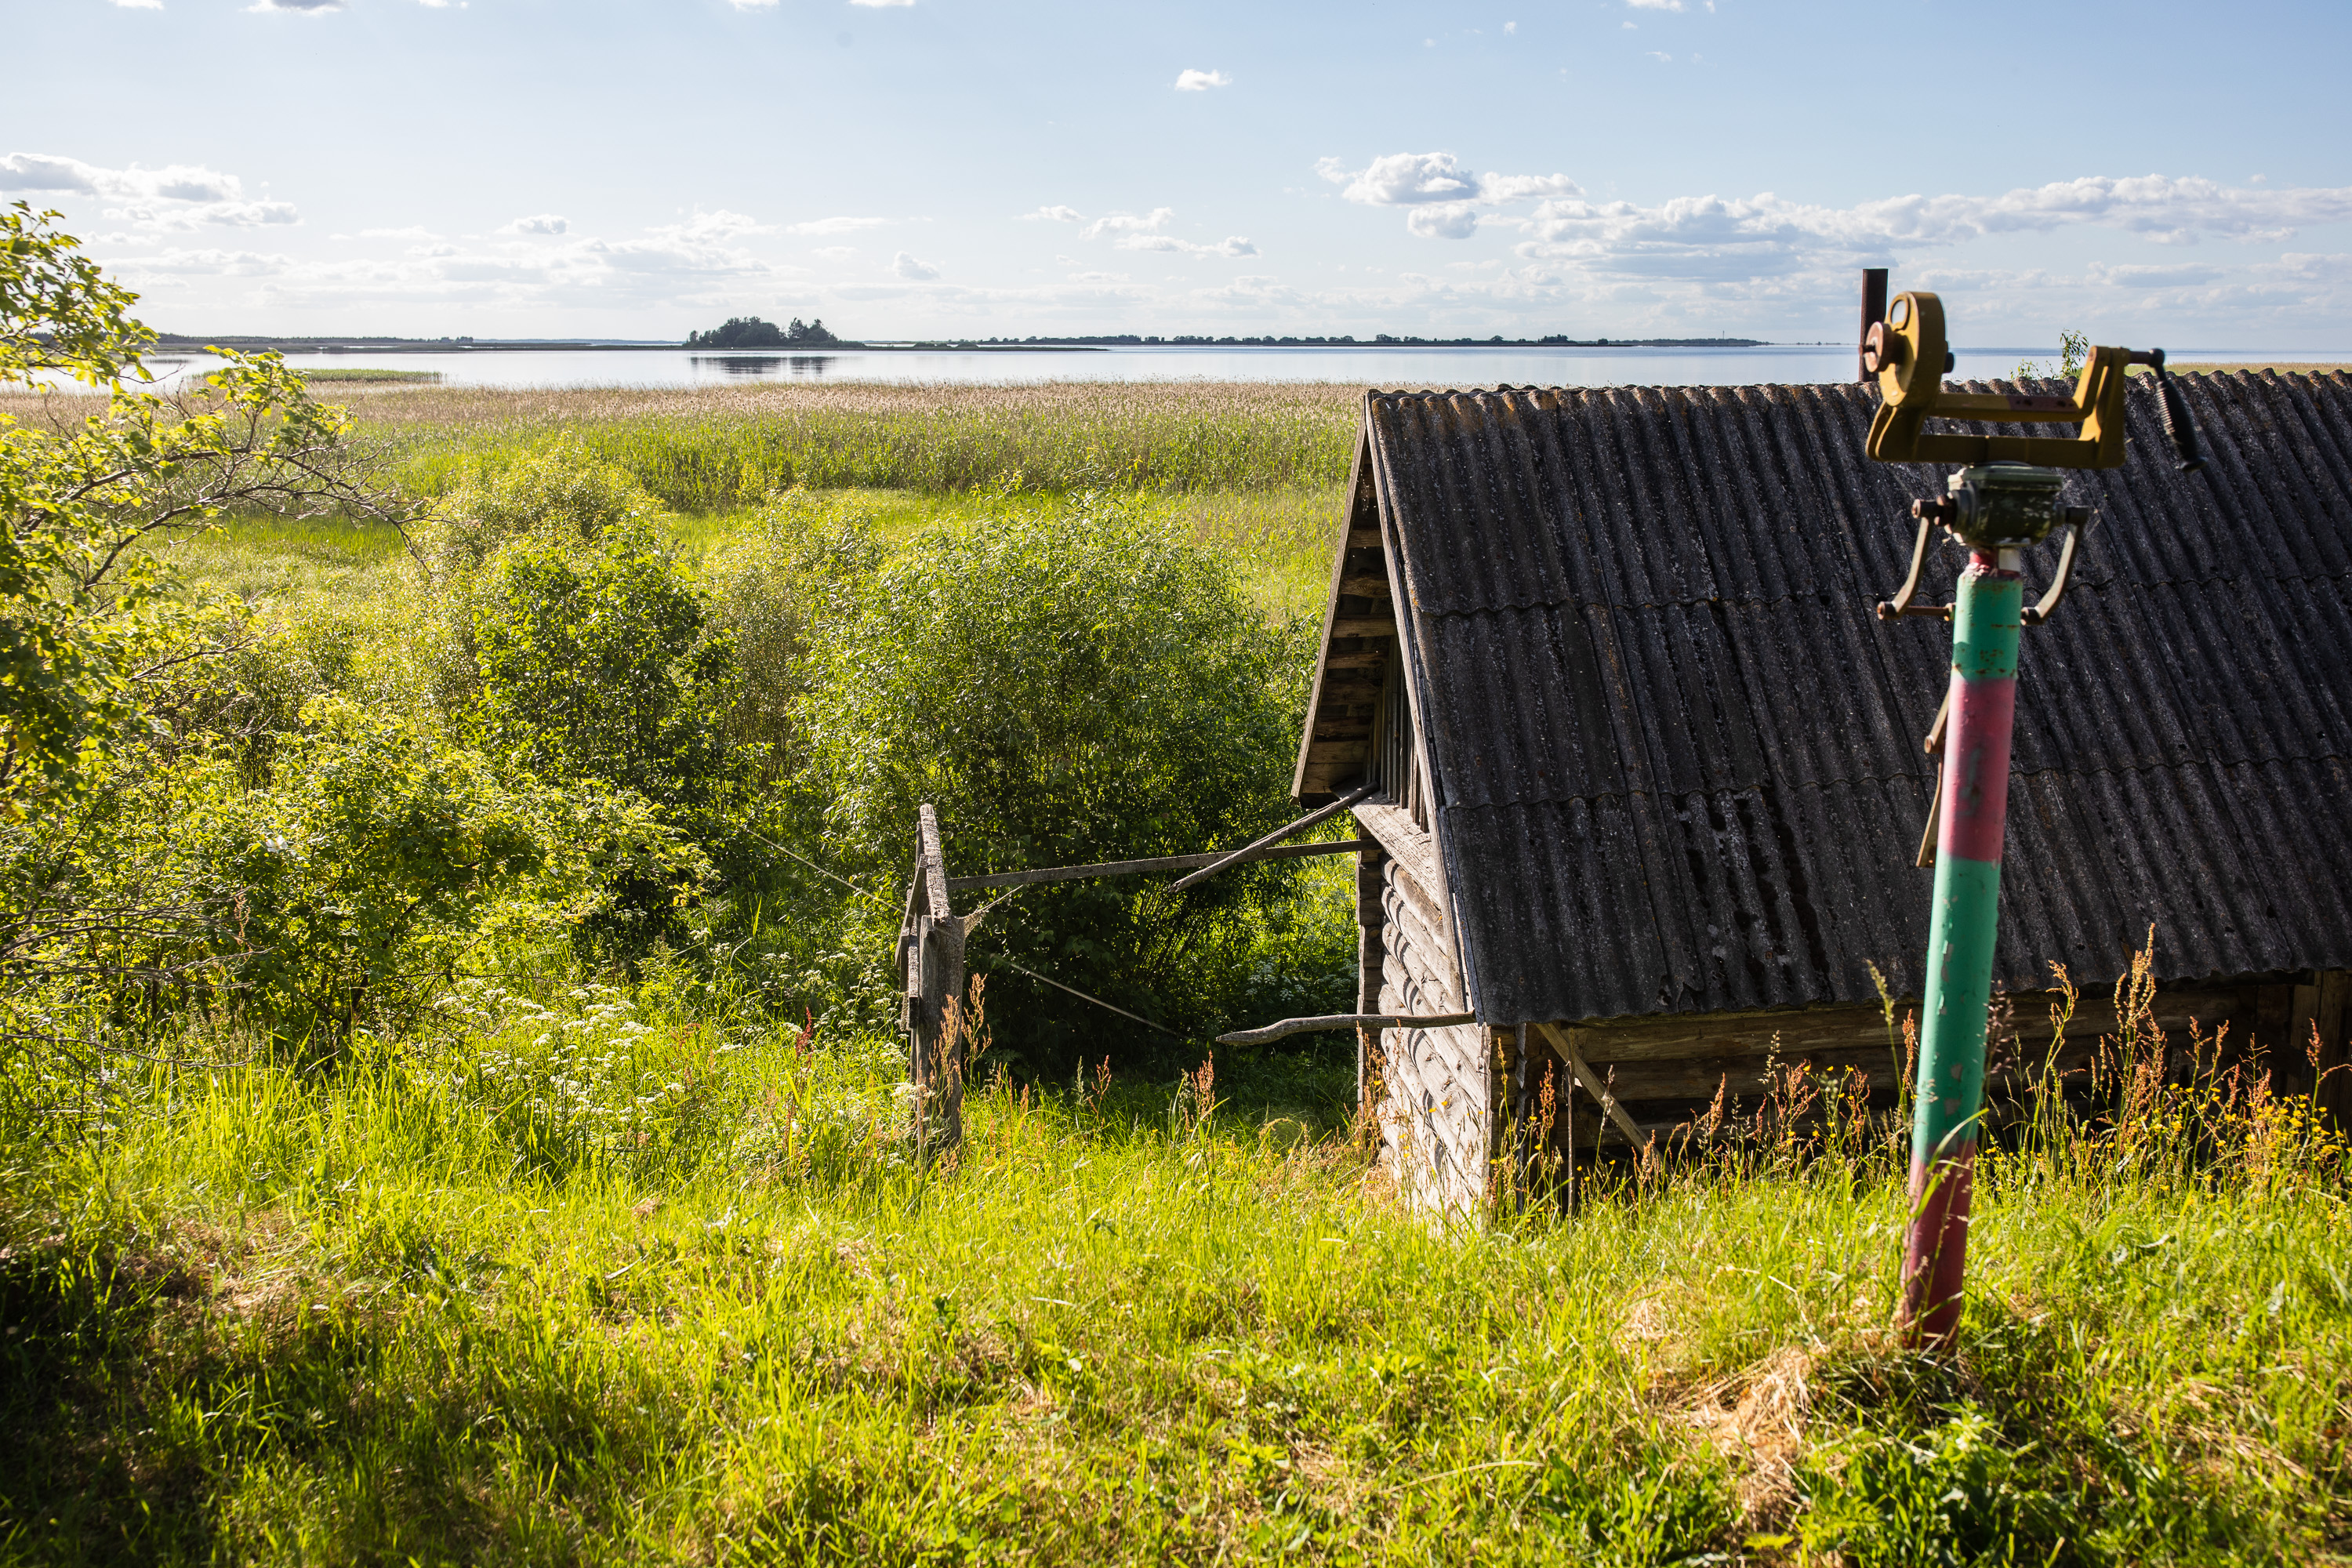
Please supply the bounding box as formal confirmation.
[897,804,966,1156]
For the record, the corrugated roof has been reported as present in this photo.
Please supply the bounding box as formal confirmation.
[1308,372,2352,1024]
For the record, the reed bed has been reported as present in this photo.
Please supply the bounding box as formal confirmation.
[0,380,1368,506]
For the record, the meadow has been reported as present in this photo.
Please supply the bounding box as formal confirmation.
[5,375,2348,1566]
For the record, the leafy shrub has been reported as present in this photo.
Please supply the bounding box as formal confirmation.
[797,496,1348,1073]
[201,698,704,1044]
[421,441,665,573]
[468,521,739,812]
[702,489,887,776]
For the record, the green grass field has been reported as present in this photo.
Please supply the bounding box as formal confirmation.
[5,380,2347,1566]
[8,1006,2343,1566]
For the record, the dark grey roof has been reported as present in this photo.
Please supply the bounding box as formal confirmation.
[1314,373,2352,1025]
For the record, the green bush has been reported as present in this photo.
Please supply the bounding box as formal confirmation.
[468,521,739,811]
[797,496,1350,1073]
[422,441,666,572]
[199,698,705,1045]
[702,490,888,779]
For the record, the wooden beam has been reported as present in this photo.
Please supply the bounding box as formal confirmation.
[1338,574,1392,597]
[1534,1022,1644,1148]
[1218,1011,1475,1046]
[1329,617,1398,639]
[1346,528,1381,549]
[943,837,1362,892]
[1171,784,1377,892]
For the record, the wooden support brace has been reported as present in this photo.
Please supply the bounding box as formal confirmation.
[1534,1022,1644,1148]
[1218,1011,1474,1046]
[1171,784,1377,892]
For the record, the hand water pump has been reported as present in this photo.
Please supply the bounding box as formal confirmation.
[1860,285,2206,1348]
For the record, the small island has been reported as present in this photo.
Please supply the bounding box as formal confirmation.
[684,316,855,349]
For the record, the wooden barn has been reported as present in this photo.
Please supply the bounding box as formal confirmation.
[1294,372,2352,1211]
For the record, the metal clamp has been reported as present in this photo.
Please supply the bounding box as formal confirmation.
[1875,509,1954,622]
[2020,510,2092,626]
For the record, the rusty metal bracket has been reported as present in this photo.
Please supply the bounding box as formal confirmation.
[1915,689,1950,869]
[2020,510,2092,626]
[1876,510,1953,622]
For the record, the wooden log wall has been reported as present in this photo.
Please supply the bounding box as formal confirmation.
[1361,813,1488,1214]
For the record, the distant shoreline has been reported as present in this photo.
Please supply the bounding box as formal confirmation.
[152,334,1777,355]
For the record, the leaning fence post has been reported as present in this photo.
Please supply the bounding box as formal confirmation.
[903,804,965,1156]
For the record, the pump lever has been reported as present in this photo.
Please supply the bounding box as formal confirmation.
[1875,507,1954,622]
[2020,509,2094,626]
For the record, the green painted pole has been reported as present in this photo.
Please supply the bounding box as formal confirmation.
[1901,545,2023,1349]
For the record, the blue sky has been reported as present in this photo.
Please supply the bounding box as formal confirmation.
[9,0,2352,344]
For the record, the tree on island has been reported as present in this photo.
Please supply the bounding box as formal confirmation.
[685,315,840,348]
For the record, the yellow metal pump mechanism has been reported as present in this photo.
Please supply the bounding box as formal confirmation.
[1862,282,2207,1351]
[1863,289,2205,471]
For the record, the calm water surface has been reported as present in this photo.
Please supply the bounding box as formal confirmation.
[81,342,2347,393]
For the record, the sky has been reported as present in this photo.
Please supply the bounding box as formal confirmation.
[9,0,2352,347]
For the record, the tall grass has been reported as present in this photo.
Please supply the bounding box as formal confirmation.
[331,382,1363,506]
[2,959,2343,1566]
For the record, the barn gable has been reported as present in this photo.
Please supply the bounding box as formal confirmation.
[1296,373,2352,1029]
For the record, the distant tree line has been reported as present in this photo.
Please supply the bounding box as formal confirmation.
[908,332,1769,350]
[686,316,844,349]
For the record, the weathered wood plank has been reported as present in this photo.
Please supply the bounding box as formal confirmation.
[1319,649,1388,671]
[1356,800,1439,886]
[945,838,1362,892]
[1383,904,1459,999]
[1384,863,1452,951]
[1566,988,2249,1066]
[1535,1022,1644,1147]
[1171,785,1376,893]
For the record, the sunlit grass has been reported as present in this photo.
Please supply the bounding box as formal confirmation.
[3,1006,2341,1566]
[339,380,1365,506]
[173,484,1348,627]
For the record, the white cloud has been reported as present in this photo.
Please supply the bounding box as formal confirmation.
[1068,270,1129,283]
[1406,206,1481,240]
[407,242,460,257]
[361,225,439,240]
[2085,261,2228,289]
[245,0,343,12]
[1023,205,1083,223]
[729,0,778,7]
[1174,69,1232,91]
[1646,50,1673,62]
[1116,234,1258,257]
[891,251,940,280]
[1504,19,1517,31]
[1627,0,1685,9]
[499,213,569,235]
[2,152,241,203]
[788,215,891,235]
[118,247,292,277]
[849,0,915,7]
[1318,153,1581,239]
[0,152,300,230]
[111,0,164,9]
[651,209,774,242]
[1328,152,1479,206]
[1514,174,2352,280]
[811,245,858,260]
[1081,207,1173,240]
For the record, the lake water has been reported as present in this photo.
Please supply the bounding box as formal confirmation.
[82,341,2347,392]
